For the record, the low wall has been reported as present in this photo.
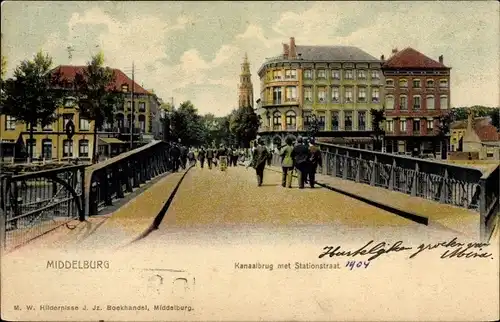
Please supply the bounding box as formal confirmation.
[448,151,480,160]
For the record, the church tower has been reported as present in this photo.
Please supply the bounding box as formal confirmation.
[238,53,254,108]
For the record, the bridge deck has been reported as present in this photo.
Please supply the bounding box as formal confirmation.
[14,164,482,253]
[266,165,480,239]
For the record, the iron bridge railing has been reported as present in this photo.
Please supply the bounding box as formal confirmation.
[0,165,85,252]
[1,141,173,253]
[271,143,499,241]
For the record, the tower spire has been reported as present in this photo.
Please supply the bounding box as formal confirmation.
[238,53,253,108]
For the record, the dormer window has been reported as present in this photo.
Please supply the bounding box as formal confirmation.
[121,84,129,92]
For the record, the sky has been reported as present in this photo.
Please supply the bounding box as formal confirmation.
[1,1,499,116]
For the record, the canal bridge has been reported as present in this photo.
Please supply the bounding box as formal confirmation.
[0,140,498,253]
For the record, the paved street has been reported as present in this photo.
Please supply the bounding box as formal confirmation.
[127,164,460,251]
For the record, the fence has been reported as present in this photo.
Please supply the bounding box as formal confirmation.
[86,141,171,216]
[0,165,85,252]
[1,141,172,253]
[272,142,499,241]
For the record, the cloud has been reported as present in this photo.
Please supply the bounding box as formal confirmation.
[6,1,499,117]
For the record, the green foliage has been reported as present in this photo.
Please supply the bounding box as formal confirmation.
[2,50,64,161]
[451,105,498,120]
[170,101,207,146]
[307,114,321,139]
[370,108,385,135]
[73,52,123,130]
[489,108,500,131]
[72,52,124,162]
[229,106,260,147]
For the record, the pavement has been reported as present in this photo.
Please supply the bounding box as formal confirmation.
[266,165,481,239]
[9,167,193,253]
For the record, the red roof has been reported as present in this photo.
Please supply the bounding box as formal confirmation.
[52,65,150,94]
[382,47,448,69]
[475,124,499,142]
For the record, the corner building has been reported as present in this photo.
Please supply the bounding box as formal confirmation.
[381,48,451,156]
[0,65,157,162]
[256,37,384,148]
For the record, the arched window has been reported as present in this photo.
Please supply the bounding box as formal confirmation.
[399,79,408,88]
[386,95,395,109]
[79,139,89,158]
[116,113,125,129]
[426,95,435,110]
[285,111,296,130]
[440,95,448,110]
[41,139,52,160]
[138,115,146,133]
[273,112,281,130]
[399,95,408,110]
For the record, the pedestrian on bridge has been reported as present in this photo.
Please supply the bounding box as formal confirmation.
[187,149,196,167]
[169,144,181,172]
[206,148,214,169]
[198,147,206,168]
[180,145,188,169]
[251,139,271,186]
[280,136,295,188]
[308,139,322,188]
[291,137,311,189]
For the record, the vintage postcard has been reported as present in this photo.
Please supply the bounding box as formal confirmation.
[1,1,499,321]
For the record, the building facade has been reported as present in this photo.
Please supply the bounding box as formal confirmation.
[256,37,384,148]
[450,115,499,160]
[381,48,451,155]
[0,65,157,162]
[238,53,254,108]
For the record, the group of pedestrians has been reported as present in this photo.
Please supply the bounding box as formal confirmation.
[247,136,322,189]
[168,143,247,171]
[279,137,322,189]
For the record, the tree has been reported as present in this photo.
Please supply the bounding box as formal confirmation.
[170,101,206,146]
[489,108,500,131]
[2,51,63,162]
[73,51,123,163]
[229,106,260,148]
[370,108,385,151]
[307,113,321,141]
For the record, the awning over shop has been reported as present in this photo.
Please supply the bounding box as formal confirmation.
[99,137,126,145]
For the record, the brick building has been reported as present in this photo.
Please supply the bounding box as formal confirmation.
[381,47,451,156]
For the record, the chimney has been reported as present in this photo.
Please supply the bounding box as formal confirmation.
[289,37,296,59]
[282,43,290,58]
[391,48,398,55]
[439,55,443,64]
[380,54,385,61]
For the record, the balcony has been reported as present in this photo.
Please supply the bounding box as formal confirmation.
[358,124,366,131]
[286,125,296,131]
[260,99,299,108]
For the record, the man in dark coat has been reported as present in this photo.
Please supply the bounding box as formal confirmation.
[308,139,323,188]
[291,137,311,189]
[206,147,214,169]
[251,139,271,186]
[169,144,181,172]
[198,147,206,168]
[179,145,188,169]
